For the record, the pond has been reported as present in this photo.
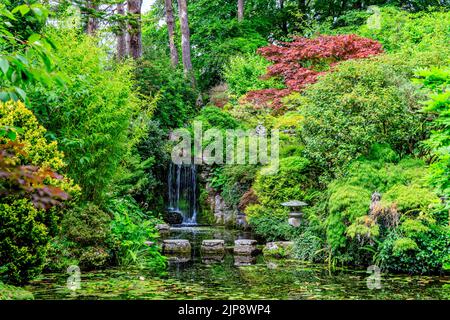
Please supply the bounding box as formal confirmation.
[25,226,450,300]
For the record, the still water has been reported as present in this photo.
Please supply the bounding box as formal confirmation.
[25,226,450,300]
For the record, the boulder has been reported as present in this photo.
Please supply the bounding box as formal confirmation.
[263,241,294,258]
[162,239,191,254]
[163,211,183,225]
[234,239,257,256]
[201,240,225,255]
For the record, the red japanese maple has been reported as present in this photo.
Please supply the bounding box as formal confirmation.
[245,34,383,109]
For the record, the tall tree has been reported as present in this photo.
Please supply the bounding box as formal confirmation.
[127,0,143,59]
[178,0,193,74]
[165,0,179,67]
[116,2,128,59]
[237,0,244,21]
[86,0,99,35]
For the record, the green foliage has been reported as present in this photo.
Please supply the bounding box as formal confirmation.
[293,230,326,262]
[379,224,449,273]
[0,2,60,102]
[0,199,52,284]
[324,151,443,270]
[252,156,311,209]
[327,185,372,251]
[248,215,302,242]
[392,237,419,254]
[346,7,449,53]
[0,100,76,284]
[300,58,428,180]
[223,54,284,98]
[0,281,34,300]
[107,197,166,273]
[415,67,450,196]
[29,29,144,203]
[135,57,198,129]
[195,105,240,131]
[58,203,111,270]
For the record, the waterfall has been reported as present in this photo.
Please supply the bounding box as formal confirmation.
[167,162,198,224]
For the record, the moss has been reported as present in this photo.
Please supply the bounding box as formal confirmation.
[393,237,419,255]
[381,184,439,213]
[0,282,34,300]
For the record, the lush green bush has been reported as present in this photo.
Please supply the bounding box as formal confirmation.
[54,204,112,270]
[252,156,312,209]
[107,197,166,273]
[223,54,285,98]
[415,67,450,196]
[0,100,76,284]
[300,58,428,180]
[319,7,450,53]
[135,57,198,129]
[29,28,144,204]
[248,215,303,242]
[0,200,52,284]
[379,223,450,274]
[323,146,443,270]
[194,105,241,131]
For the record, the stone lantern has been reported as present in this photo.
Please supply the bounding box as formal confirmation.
[281,200,308,227]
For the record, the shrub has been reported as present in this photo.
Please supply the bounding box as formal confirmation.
[252,156,311,209]
[107,197,166,273]
[379,224,450,274]
[245,34,383,109]
[223,54,285,98]
[293,230,326,262]
[324,151,442,269]
[248,214,302,242]
[414,67,450,196]
[300,58,427,180]
[28,29,143,203]
[0,100,75,284]
[58,204,112,270]
[0,200,51,284]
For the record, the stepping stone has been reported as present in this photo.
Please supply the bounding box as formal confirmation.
[156,224,170,233]
[162,239,191,254]
[202,254,224,264]
[234,239,257,256]
[234,255,256,266]
[201,240,225,254]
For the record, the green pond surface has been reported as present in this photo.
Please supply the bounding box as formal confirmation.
[25,226,450,300]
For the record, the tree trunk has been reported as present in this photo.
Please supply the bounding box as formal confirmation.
[178,0,193,77]
[116,2,128,60]
[237,0,244,22]
[86,0,99,35]
[165,0,179,67]
[127,0,143,59]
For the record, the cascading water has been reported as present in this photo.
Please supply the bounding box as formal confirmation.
[167,163,198,225]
